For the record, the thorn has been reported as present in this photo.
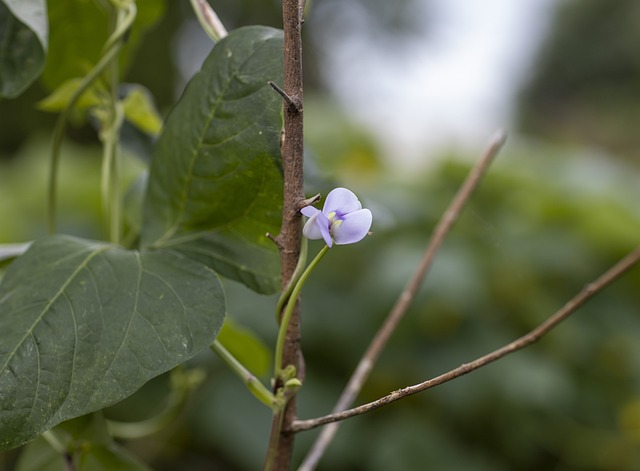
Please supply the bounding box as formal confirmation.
[296,193,321,211]
[269,81,302,112]
[266,232,284,250]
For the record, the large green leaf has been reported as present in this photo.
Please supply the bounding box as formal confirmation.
[0,235,225,451]
[141,26,284,294]
[0,0,48,97]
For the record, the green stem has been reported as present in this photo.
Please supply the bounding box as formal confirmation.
[41,430,67,454]
[46,2,136,234]
[263,410,286,471]
[211,340,278,409]
[47,46,118,234]
[101,107,123,245]
[275,236,308,321]
[102,4,131,244]
[274,244,330,378]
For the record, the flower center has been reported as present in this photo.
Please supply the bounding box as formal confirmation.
[327,211,344,224]
[327,211,344,235]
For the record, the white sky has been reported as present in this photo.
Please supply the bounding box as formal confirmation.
[311,0,559,166]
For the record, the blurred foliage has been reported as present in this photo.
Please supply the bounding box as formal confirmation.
[518,0,640,161]
[5,107,638,469]
[0,0,283,155]
[1,0,640,469]
[0,136,144,245]
[42,0,165,90]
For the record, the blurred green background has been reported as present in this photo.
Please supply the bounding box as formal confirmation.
[1,0,639,470]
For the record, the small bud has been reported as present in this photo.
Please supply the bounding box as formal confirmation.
[284,378,302,389]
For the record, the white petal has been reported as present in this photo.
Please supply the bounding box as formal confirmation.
[302,212,323,240]
[333,209,372,245]
[323,187,362,215]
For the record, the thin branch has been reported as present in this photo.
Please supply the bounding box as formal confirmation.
[291,245,640,433]
[296,130,507,470]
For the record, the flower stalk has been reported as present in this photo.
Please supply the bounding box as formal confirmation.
[274,244,330,380]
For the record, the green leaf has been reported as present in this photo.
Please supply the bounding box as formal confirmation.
[0,0,48,98]
[0,235,225,451]
[41,0,105,90]
[122,85,162,136]
[218,319,271,377]
[141,26,284,294]
[37,78,106,112]
[42,0,165,90]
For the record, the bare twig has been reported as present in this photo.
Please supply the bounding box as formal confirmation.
[296,131,507,470]
[291,245,640,433]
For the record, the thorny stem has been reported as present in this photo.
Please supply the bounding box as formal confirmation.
[291,245,640,432]
[264,0,305,468]
[298,131,507,470]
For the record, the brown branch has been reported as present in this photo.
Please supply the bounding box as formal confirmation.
[291,245,640,433]
[296,131,507,470]
[263,0,305,469]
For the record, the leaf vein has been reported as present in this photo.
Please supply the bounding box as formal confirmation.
[0,245,109,378]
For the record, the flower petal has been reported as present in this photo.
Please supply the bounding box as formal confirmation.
[316,212,333,247]
[300,206,319,218]
[302,210,333,247]
[323,187,362,215]
[332,208,372,245]
[302,212,322,240]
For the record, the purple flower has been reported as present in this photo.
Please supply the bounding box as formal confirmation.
[300,188,373,247]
